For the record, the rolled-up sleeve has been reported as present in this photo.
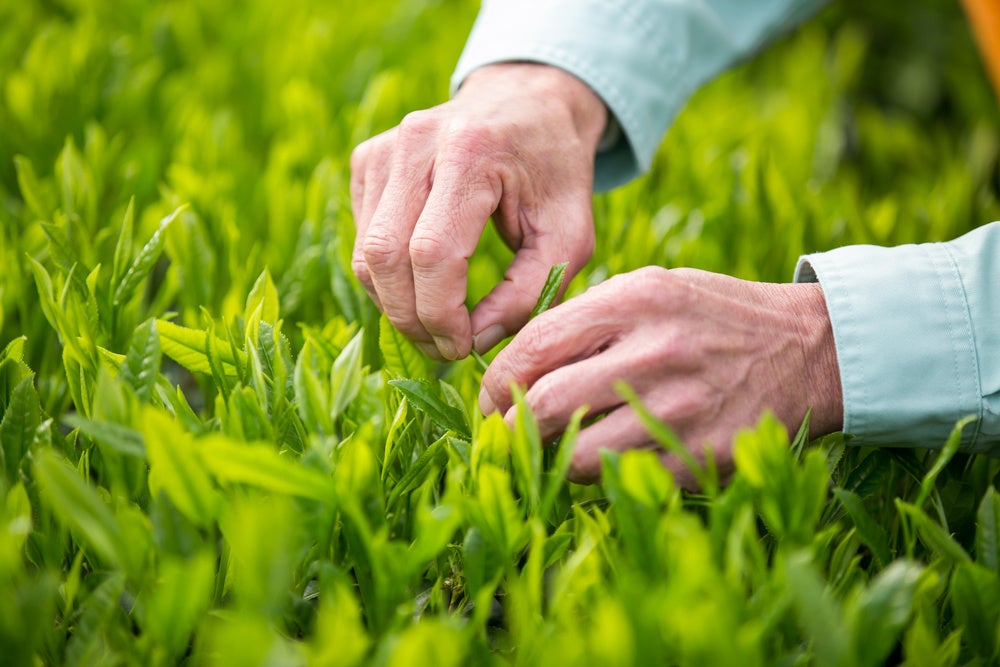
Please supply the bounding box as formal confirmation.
[795,221,1000,453]
[452,0,827,191]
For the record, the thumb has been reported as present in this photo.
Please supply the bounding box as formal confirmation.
[469,213,593,354]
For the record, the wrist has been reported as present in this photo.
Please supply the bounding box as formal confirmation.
[458,62,609,152]
[789,283,844,437]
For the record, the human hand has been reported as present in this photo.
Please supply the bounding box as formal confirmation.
[350,63,607,360]
[478,267,844,488]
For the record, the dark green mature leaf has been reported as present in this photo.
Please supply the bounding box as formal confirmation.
[389,379,469,439]
[975,487,1000,572]
[530,262,569,318]
[850,560,923,667]
[114,204,187,306]
[33,449,124,567]
[949,562,1000,659]
[896,501,971,566]
[120,319,161,403]
[834,488,892,568]
[0,376,42,486]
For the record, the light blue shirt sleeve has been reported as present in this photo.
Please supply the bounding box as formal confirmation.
[795,222,1000,453]
[451,0,827,191]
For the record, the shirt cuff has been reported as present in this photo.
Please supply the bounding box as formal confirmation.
[450,0,687,192]
[795,223,1000,454]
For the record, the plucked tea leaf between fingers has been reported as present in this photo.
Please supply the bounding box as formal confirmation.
[530,261,569,318]
[389,379,470,439]
[114,204,187,306]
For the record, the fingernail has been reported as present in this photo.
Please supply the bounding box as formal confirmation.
[416,341,442,360]
[478,387,496,414]
[472,324,506,354]
[434,336,458,361]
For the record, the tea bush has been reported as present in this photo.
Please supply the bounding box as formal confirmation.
[2,0,1000,664]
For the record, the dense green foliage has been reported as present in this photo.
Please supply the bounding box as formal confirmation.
[2,0,1000,664]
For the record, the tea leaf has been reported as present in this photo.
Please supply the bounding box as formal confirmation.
[114,204,187,306]
[530,261,569,318]
[389,379,469,439]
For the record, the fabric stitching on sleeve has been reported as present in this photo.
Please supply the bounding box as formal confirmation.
[939,242,985,449]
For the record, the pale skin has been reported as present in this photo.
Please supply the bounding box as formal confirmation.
[351,63,844,485]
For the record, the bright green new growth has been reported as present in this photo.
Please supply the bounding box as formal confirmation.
[1,0,999,665]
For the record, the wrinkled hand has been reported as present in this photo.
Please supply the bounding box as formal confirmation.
[350,63,607,360]
[479,267,844,488]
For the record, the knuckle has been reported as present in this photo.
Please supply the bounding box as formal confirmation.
[350,141,372,173]
[398,109,438,141]
[527,376,564,422]
[408,233,449,270]
[362,231,407,272]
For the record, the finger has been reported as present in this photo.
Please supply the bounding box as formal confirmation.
[479,285,622,415]
[350,132,395,308]
[568,402,717,490]
[469,193,595,353]
[503,346,640,442]
[565,406,653,484]
[363,115,438,344]
[410,161,502,360]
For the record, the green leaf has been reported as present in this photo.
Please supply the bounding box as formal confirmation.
[389,379,470,439]
[330,330,364,422]
[114,204,187,307]
[142,407,219,528]
[783,550,849,667]
[244,268,280,327]
[0,376,42,486]
[157,319,244,376]
[916,415,976,507]
[833,487,892,568]
[975,487,1000,572]
[119,319,161,403]
[849,560,923,667]
[386,434,448,507]
[530,261,569,318]
[33,449,124,567]
[379,315,428,379]
[198,435,333,502]
[896,500,971,566]
[950,562,1000,660]
[63,415,145,458]
[111,197,136,290]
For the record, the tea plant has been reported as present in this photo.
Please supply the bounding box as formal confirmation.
[2,0,1000,664]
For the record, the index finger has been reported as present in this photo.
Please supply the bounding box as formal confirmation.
[410,161,503,360]
[480,284,621,415]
